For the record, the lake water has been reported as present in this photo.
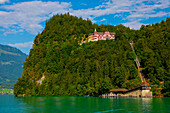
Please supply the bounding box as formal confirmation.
[0,95,170,113]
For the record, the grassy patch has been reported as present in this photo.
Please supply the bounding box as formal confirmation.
[0,49,21,56]
[0,89,14,94]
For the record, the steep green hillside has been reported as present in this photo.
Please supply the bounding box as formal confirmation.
[14,13,170,96]
[133,18,170,96]
[0,44,27,87]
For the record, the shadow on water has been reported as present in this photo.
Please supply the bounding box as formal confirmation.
[0,95,170,113]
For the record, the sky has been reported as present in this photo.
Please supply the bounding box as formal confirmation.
[0,0,169,54]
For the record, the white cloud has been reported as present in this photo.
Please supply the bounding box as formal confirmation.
[0,0,9,4]
[0,0,169,34]
[100,18,106,22]
[81,3,87,6]
[71,0,169,29]
[123,19,146,30]
[149,11,169,17]
[0,1,71,34]
[0,11,9,15]
[127,11,170,21]
[8,41,33,48]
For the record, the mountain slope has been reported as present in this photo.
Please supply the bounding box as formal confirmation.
[14,13,140,96]
[14,13,169,96]
[133,18,170,96]
[0,44,27,85]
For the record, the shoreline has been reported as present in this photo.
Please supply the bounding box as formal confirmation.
[15,94,165,98]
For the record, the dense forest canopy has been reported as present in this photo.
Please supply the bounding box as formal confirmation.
[133,19,170,96]
[14,13,170,97]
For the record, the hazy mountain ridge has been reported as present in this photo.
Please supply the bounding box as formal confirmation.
[0,44,27,86]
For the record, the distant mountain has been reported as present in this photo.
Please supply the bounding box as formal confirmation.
[0,44,27,86]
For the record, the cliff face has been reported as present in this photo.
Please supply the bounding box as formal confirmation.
[0,44,27,87]
[14,14,170,97]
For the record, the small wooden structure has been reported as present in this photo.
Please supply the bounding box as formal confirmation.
[129,40,133,44]
[108,89,128,97]
[108,82,152,97]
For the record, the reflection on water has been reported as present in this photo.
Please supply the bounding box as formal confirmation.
[141,98,152,112]
[0,95,170,113]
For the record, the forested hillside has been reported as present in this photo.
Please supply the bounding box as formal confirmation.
[0,44,27,88]
[133,19,170,96]
[14,13,169,96]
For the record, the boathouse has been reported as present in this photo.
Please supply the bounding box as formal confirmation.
[108,82,152,97]
[108,89,128,97]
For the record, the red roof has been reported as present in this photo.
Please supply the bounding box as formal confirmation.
[109,89,128,92]
[129,40,133,43]
[140,82,150,86]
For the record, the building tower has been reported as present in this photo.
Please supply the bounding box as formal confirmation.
[94,28,98,41]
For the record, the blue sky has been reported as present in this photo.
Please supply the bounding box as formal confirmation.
[0,0,169,54]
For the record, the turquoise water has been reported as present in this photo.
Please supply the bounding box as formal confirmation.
[0,95,170,113]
